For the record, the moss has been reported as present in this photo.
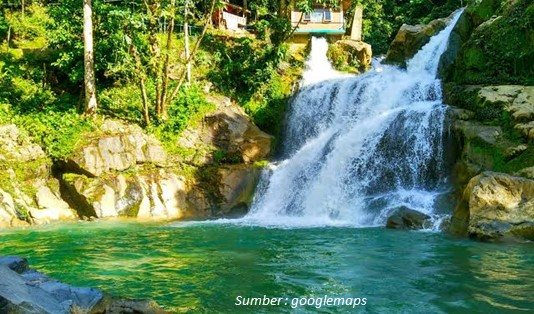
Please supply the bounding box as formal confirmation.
[253,160,269,169]
[451,0,534,85]
[501,147,534,174]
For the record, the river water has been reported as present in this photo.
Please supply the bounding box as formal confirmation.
[0,221,532,313]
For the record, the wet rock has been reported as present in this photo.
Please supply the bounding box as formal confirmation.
[386,206,431,230]
[0,256,167,313]
[450,172,534,241]
[384,11,456,66]
[218,165,261,217]
[327,39,372,73]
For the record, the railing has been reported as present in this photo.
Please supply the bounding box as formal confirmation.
[222,11,247,30]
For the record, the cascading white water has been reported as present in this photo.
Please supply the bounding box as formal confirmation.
[244,10,464,228]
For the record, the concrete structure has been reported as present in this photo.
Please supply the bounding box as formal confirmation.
[213,1,250,31]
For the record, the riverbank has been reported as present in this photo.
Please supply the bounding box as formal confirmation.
[0,255,166,313]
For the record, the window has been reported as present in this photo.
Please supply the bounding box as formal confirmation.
[304,12,311,21]
[324,10,332,22]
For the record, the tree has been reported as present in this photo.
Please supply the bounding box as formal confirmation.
[83,0,98,115]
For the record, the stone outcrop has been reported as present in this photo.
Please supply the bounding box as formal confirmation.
[450,172,534,241]
[177,95,272,165]
[0,125,76,228]
[0,95,271,228]
[0,256,166,313]
[326,40,372,73]
[65,120,167,177]
[446,85,534,186]
[384,11,456,66]
[58,98,269,222]
[386,206,431,230]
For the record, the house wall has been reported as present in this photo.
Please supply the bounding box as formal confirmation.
[290,9,345,33]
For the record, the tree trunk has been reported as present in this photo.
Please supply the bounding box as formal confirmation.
[165,0,216,107]
[145,0,162,116]
[131,46,150,126]
[160,0,176,116]
[184,0,191,86]
[83,0,98,116]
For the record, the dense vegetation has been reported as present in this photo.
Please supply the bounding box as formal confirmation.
[0,0,308,160]
[0,0,476,162]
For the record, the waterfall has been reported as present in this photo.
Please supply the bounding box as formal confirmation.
[244,11,464,228]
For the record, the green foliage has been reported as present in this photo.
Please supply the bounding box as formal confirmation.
[149,84,215,154]
[204,34,301,138]
[0,10,8,40]
[452,0,534,85]
[4,4,51,49]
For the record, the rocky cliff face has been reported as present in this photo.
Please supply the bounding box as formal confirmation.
[0,125,76,228]
[0,97,272,227]
[384,0,534,241]
[442,0,534,241]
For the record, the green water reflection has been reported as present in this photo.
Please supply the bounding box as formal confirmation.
[0,221,532,313]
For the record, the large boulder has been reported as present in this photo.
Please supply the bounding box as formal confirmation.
[386,206,431,230]
[61,165,261,220]
[327,40,372,73]
[218,165,261,217]
[0,125,76,228]
[450,172,534,241]
[177,95,272,165]
[65,120,167,177]
[0,256,166,313]
[384,12,455,66]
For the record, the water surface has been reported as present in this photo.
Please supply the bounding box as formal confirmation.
[1,221,532,313]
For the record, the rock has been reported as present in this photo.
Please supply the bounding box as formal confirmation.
[327,40,372,73]
[0,124,46,162]
[447,84,534,186]
[176,96,272,165]
[384,11,456,66]
[67,120,167,177]
[0,124,76,228]
[30,185,76,224]
[218,165,261,217]
[0,256,29,273]
[0,256,167,313]
[62,170,198,220]
[386,206,431,230]
[515,167,534,180]
[450,172,534,241]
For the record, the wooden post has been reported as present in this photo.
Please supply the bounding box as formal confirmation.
[351,5,363,41]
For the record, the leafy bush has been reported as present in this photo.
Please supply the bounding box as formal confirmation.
[5,4,51,48]
[0,103,94,160]
[149,84,215,153]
